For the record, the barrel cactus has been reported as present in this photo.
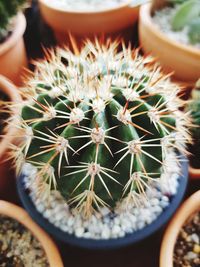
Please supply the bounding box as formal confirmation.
[10,41,190,218]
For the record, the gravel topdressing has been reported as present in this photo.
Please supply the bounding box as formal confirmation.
[0,215,49,267]
[23,151,181,240]
[174,211,200,267]
[43,0,129,11]
[152,6,200,49]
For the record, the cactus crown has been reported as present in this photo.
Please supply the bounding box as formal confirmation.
[170,0,200,44]
[0,0,26,41]
[11,41,190,218]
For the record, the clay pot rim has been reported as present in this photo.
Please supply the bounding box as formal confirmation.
[140,3,200,56]
[0,13,26,57]
[39,0,136,15]
[0,75,22,159]
[160,190,200,267]
[189,165,200,180]
[0,200,63,267]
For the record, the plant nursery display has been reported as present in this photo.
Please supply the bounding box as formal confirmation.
[38,0,143,45]
[186,79,200,179]
[0,0,28,85]
[0,75,21,199]
[9,40,190,248]
[139,0,200,84]
[0,200,63,267]
[160,190,200,267]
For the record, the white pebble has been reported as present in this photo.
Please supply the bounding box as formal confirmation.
[75,227,84,238]
[184,251,198,260]
[101,227,111,239]
[190,234,199,244]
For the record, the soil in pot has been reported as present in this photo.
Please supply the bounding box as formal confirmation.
[173,211,200,267]
[0,214,49,266]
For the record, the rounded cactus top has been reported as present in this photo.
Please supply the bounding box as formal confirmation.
[11,41,190,218]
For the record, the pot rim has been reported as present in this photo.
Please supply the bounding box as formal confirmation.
[160,190,200,267]
[39,0,137,15]
[0,75,22,160]
[140,3,200,56]
[17,155,188,250]
[0,13,26,57]
[0,200,63,267]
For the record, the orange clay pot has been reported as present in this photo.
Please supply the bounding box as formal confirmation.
[160,190,200,267]
[189,166,200,180]
[0,75,21,200]
[0,13,28,86]
[0,200,63,267]
[139,3,200,85]
[38,0,139,46]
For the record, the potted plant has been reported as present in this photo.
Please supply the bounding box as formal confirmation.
[160,190,200,267]
[9,40,191,249]
[38,0,145,46]
[186,79,200,179]
[139,0,200,85]
[0,200,63,266]
[0,0,28,85]
[0,75,22,200]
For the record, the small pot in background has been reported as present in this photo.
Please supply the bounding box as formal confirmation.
[0,13,28,86]
[0,200,63,267]
[0,75,21,201]
[160,190,200,267]
[38,0,139,47]
[139,3,200,85]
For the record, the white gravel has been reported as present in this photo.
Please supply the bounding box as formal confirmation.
[44,0,129,11]
[152,6,200,49]
[22,151,182,240]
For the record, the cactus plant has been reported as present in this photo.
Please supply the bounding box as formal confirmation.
[170,0,200,45]
[9,41,191,219]
[0,0,26,42]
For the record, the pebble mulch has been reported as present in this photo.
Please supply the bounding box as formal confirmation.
[43,0,130,11]
[0,215,49,267]
[174,211,200,267]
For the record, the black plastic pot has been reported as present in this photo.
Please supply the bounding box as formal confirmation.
[17,156,188,250]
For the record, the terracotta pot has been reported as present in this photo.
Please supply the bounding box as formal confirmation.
[189,166,200,180]
[139,4,200,85]
[0,13,28,85]
[0,75,21,200]
[0,200,63,267]
[38,0,139,46]
[160,190,200,267]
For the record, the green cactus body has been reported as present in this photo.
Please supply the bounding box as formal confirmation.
[13,42,190,218]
